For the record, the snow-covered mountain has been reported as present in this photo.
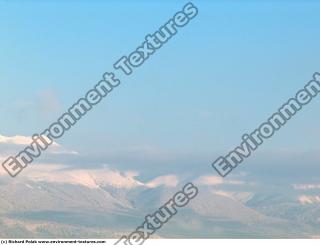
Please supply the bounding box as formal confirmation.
[0,168,320,238]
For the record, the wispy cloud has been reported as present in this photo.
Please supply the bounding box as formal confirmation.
[0,135,35,145]
[293,184,320,190]
[145,175,179,188]
[194,175,244,186]
[36,89,61,118]
[0,134,78,156]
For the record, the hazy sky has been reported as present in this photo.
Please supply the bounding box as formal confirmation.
[1,0,320,180]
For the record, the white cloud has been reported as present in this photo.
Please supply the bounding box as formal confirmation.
[213,190,232,198]
[194,175,244,186]
[0,134,78,155]
[0,135,35,145]
[298,195,320,205]
[194,175,224,185]
[145,175,179,188]
[293,184,320,190]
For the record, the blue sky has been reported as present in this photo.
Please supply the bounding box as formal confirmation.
[1,0,320,181]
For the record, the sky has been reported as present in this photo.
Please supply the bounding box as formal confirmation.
[0,0,320,183]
